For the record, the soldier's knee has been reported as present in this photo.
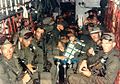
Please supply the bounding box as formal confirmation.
[68,74,77,84]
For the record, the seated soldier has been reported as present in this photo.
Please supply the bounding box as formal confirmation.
[32,27,45,72]
[46,22,66,51]
[0,39,31,84]
[80,26,102,58]
[18,29,41,83]
[33,27,44,49]
[38,21,67,84]
[87,26,102,55]
[68,33,120,84]
[81,14,100,36]
[18,29,34,65]
[83,15,100,26]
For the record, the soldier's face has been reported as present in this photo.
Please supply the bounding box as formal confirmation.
[35,29,44,40]
[57,24,64,31]
[22,38,32,47]
[102,39,116,53]
[90,33,100,42]
[1,43,14,60]
[69,36,76,42]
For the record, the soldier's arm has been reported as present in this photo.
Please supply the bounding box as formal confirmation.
[35,47,44,64]
[0,64,11,84]
[87,51,103,66]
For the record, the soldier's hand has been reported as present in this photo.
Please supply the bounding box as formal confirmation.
[22,73,31,84]
[80,68,91,77]
[59,47,64,52]
[54,56,67,60]
[78,60,87,73]
[26,64,36,73]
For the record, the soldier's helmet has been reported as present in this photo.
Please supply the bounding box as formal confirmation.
[19,29,33,39]
[43,17,54,25]
[102,33,115,42]
[89,26,101,34]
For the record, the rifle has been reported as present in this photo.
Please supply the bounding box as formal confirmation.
[18,58,33,77]
[18,58,41,84]
[89,56,108,77]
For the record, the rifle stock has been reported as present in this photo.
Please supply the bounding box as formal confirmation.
[18,58,41,84]
[18,58,33,77]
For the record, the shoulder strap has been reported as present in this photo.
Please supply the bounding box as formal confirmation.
[3,60,19,76]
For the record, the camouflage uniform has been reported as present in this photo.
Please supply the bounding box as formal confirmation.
[18,46,34,65]
[31,38,44,72]
[17,29,34,64]
[0,43,23,84]
[0,56,23,84]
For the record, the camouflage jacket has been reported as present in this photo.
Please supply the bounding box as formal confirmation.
[0,55,23,84]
